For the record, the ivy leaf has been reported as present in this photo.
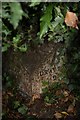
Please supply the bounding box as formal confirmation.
[50,6,64,31]
[51,16,63,31]
[2,3,10,19]
[18,43,27,52]
[30,0,41,7]
[42,81,49,86]
[2,23,11,36]
[9,3,23,29]
[2,43,10,52]
[18,105,28,115]
[40,4,53,38]
[14,101,20,109]
[54,6,63,18]
[44,96,50,103]
[40,22,48,39]
[54,112,62,119]
[12,35,21,45]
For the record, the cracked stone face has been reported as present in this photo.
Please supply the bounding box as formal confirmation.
[3,42,63,97]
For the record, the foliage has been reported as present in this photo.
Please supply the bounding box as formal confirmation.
[30,0,40,7]
[3,73,14,88]
[39,4,53,38]
[12,35,28,52]
[2,2,79,50]
[2,2,68,52]
[42,81,64,104]
[2,33,28,52]
[2,2,23,29]
[13,101,28,115]
[2,2,28,52]
[3,2,77,53]
[2,23,11,52]
[65,30,80,93]
[18,105,28,115]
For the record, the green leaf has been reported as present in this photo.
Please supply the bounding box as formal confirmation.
[42,81,49,86]
[18,105,28,115]
[2,23,11,36]
[54,6,63,17]
[51,16,63,31]
[12,35,21,45]
[2,3,10,19]
[2,43,10,52]
[9,3,23,29]
[40,4,53,38]
[14,101,20,109]
[30,0,41,7]
[40,22,48,39]
[44,96,50,103]
[18,43,27,52]
[42,87,48,94]
[49,6,64,31]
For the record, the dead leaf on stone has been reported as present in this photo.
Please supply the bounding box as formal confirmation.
[63,91,69,97]
[67,104,75,113]
[61,111,69,116]
[32,113,37,116]
[28,94,41,105]
[54,112,62,119]
[32,94,40,101]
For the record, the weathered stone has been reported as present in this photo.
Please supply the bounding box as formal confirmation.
[3,42,63,97]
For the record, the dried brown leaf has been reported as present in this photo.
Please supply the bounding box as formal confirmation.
[61,111,69,116]
[54,112,62,119]
[67,104,75,113]
[63,91,69,97]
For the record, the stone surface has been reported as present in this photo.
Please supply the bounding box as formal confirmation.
[3,42,63,97]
